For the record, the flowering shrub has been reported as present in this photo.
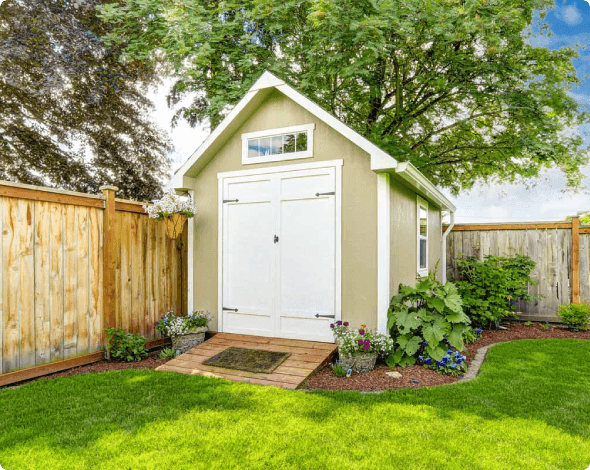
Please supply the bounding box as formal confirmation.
[143,189,197,220]
[331,322,394,357]
[155,311,211,337]
[387,276,471,367]
[418,348,467,377]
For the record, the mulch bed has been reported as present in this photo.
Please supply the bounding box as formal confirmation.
[3,351,174,389]
[301,323,590,392]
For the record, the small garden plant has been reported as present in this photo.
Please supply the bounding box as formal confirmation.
[155,311,211,337]
[418,348,467,377]
[159,347,177,359]
[557,303,590,331]
[104,328,148,362]
[453,254,539,328]
[331,360,352,377]
[387,275,472,369]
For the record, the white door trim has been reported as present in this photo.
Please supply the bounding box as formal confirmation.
[217,159,343,337]
[377,173,391,334]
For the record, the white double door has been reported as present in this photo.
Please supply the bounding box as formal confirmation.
[221,165,338,342]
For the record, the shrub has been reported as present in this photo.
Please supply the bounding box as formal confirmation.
[453,254,538,327]
[558,303,590,331]
[104,328,148,362]
[387,276,472,368]
[331,322,394,357]
[155,311,211,337]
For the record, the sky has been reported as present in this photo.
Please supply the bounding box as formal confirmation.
[151,0,590,224]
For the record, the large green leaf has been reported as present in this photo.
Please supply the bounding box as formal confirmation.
[444,292,463,314]
[394,309,421,332]
[426,344,446,362]
[422,322,445,346]
[427,297,445,313]
[397,335,422,356]
[447,325,466,351]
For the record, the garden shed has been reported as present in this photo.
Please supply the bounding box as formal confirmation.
[167,71,455,342]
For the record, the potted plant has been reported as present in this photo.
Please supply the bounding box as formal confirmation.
[331,323,394,374]
[155,311,211,354]
[143,190,197,239]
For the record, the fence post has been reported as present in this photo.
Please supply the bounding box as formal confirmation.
[101,185,119,337]
[572,216,580,304]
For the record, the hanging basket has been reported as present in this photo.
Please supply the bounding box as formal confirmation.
[163,214,188,239]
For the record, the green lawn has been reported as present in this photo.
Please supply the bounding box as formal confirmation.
[1,339,590,469]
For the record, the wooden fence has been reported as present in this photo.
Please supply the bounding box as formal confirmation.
[446,218,590,322]
[0,181,186,385]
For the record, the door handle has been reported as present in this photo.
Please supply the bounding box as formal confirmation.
[222,307,238,312]
[315,191,335,197]
[315,314,335,318]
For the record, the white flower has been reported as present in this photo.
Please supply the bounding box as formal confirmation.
[143,189,197,219]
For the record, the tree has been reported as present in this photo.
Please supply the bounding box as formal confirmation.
[0,0,171,201]
[98,0,589,193]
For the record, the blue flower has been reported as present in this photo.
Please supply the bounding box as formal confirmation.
[425,358,432,365]
[449,363,457,369]
[423,341,428,346]
[456,358,463,364]
[447,349,453,354]
[436,362,443,367]
[476,328,483,334]
[455,351,460,357]
[418,356,423,361]
[442,357,449,364]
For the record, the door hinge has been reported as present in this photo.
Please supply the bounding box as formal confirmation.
[315,191,335,197]
[274,234,279,244]
[223,199,239,203]
[222,307,238,312]
[315,314,335,318]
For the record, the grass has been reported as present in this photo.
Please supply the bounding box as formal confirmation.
[1,339,590,469]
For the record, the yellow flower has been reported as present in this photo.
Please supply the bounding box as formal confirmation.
[361,324,367,329]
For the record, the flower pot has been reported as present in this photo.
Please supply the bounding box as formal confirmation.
[171,326,208,354]
[338,352,378,374]
[163,214,188,239]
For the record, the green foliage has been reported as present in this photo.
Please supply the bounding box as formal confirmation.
[0,0,171,200]
[104,328,148,362]
[387,276,471,367]
[453,255,539,327]
[98,0,589,192]
[330,361,350,377]
[558,303,590,331]
[159,347,177,359]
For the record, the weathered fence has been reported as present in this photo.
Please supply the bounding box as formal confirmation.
[446,219,590,322]
[0,182,186,385]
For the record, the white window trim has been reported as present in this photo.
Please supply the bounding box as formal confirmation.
[417,195,429,277]
[241,123,315,165]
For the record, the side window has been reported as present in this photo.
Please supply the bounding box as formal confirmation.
[417,196,428,276]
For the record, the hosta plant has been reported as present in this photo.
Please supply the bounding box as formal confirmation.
[387,276,471,368]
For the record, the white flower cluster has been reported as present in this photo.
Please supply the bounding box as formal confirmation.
[143,189,197,220]
[165,317,191,336]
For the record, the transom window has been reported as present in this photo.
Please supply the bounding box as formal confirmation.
[241,124,314,165]
[417,196,428,276]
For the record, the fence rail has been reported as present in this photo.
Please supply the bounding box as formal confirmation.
[0,181,186,385]
[446,218,589,322]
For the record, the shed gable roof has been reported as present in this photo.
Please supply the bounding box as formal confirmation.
[168,71,455,212]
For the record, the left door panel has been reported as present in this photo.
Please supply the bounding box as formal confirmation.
[222,176,276,337]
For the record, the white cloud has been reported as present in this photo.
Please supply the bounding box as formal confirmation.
[563,5,583,24]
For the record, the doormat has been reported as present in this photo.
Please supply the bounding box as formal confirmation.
[203,347,291,374]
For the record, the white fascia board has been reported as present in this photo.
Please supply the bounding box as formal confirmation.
[249,71,286,91]
[395,162,456,212]
[169,88,260,180]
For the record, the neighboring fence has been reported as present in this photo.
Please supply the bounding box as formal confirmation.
[446,219,590,322]
[0,182,187,385]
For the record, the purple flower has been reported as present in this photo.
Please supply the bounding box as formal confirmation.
[336,320,342,325]
[343,322,349,327]
[364,339,371,345]
[358,339,364,345]
[359,329,365,336]
[363,344,370,350]
[155,321,159,326]
[330,324,334,329]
